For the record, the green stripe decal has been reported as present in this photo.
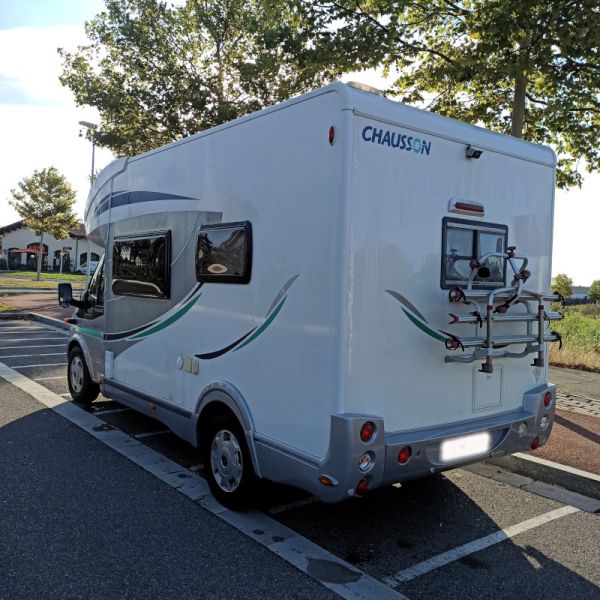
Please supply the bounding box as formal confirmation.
[75,326,103,339]
[129,292,202,339]
[233,297,286,352]
[401,308,447,343]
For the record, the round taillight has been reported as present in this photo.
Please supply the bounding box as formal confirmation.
[398,446,412,464]
[531,436,540,450]
[360,421,375,443]
[328,125,335,145]
[356,478,369,496]
[543,392,552,407]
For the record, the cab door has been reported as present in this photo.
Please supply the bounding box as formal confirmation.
[76,253,106,378]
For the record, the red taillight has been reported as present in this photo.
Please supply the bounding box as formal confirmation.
[356,478,369,496]
[360,422,375,443]
[398,446,412,464]
[531,436,540,450]
[328,126,335,145]
[543,392,552,407]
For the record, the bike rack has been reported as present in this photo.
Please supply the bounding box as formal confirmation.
[444,247,563,374]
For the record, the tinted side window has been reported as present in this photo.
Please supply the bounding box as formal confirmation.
[196,222,252,284]
[112,232,170,298]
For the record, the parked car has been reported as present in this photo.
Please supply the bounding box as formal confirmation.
[76,261,99,275]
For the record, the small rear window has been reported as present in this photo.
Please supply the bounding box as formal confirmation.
[441,218,507,289]
[196,221,252,284]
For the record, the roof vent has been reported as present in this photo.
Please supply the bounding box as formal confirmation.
[346,81,385,97]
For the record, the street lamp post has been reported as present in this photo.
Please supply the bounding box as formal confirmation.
[78,121,98,280]
[79,120,98,182]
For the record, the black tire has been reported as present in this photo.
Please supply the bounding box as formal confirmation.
[67,346,99,405]
[202,414,256,510]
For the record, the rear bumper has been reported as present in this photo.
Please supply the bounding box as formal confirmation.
[311,384,556,502]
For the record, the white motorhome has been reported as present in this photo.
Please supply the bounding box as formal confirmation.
[59,82,562,507]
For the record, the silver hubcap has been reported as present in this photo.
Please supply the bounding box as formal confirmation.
[70,356,84,394]
[210,429,243,493]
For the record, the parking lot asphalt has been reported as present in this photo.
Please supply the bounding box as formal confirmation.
[1,318,599,599]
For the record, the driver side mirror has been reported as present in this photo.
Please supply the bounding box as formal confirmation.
[58,283,73,308]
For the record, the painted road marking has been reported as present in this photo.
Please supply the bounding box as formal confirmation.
[93,407,132,416]
[0,329,50,334]
[513,452,600,483]
[13,362,68,369]
[33,375,65,381]
[269,497,320,514]
[383,505,579,587]
[133,430,171,439]
[0,352,67,358]
[0,344,66,350]
[0,361,406,600]
[1,337,66,343]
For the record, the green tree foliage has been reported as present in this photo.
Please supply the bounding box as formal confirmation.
[313,0,600,188]
[552,273,573,298]
[9,168,79,280]
[589,280,600,303]
[59,0,354,156]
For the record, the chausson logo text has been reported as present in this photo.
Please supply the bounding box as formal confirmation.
[361,125,432,156]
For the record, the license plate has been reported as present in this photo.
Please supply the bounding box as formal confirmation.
[440,432,491,463]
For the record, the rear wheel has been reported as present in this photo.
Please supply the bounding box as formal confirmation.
[67,346,99,405]
[202,414,256,509]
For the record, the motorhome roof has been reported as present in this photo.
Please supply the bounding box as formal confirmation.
[87,81,556,217]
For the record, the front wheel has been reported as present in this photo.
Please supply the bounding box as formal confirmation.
[202,415,256,509]
[67,346,99,405]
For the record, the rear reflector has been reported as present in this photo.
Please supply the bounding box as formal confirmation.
[328,126,335,145]
[543,392,552,407]
[398,446,412,464]
[356,478,369,496]
[531,436,540,450]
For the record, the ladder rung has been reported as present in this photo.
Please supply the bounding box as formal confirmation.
[457,333,560,348]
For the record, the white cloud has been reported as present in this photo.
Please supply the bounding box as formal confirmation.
[0,25,113,225]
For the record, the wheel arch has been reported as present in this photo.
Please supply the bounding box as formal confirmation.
[194,382,262,478]
[67,334,99,383]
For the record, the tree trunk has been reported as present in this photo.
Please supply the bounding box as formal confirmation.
[511,73,527,138]
[36,231,44,281]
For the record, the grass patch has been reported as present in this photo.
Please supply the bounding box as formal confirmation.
[0,279,61,289]
[0,301,16,312]
[0,271,85,282]
[549,304,600,372]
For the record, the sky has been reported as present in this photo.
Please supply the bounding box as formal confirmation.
[0,1,598,286]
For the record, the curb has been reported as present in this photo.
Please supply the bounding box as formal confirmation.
[485,453,600,501]
[0,311,70,331]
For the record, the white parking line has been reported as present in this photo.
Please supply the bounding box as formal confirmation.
[93,407,132,416]
[0,352,66,359]
[0,361,407,600]
[0,344,66,350]
[0,331,66,335]
[269,497,320,514]
[1,337,66,343]
[33,375,65,381]
[383,505,579,587]
[14,362,68,369]
[513,452,600,483]
[133,430,171,439]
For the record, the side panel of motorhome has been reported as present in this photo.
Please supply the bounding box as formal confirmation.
[102,90,346,459]
[341,112,555,434]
